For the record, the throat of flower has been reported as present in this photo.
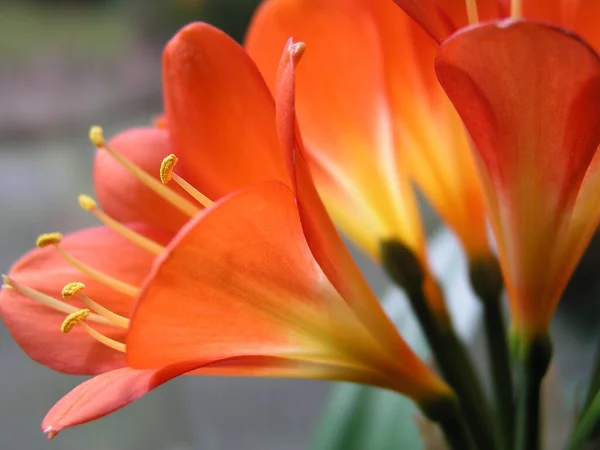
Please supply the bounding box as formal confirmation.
[465,0,479,24]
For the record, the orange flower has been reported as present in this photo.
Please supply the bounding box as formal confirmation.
[391,0,600,337]
[0,23,450,437]
[245,0,491,305]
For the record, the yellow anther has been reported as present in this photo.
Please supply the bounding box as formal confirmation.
[36,232,63,248]
[62,282,86,299]
[2,274,12,289]
[160,154,179,184]
[89,126,105,148]
[60,309,91,333]
[78,194,97,211]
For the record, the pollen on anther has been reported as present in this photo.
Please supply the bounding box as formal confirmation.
[62,282,86,299]
[36,232,63,248]
[89,126,105,148]
[61,309,91,333]
[160,154,179,184]
[78,194,97,211]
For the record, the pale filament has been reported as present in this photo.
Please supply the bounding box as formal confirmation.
[465,0,479,24]
[171,173,213,208]
[77,291,130,329]
[54,245,139,297]
[511,0,522,18]
[78,195,164,256]
[79,321,126,353]
[2,276,112,326]
[89,126,201,217]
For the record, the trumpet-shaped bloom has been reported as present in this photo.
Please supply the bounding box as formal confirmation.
[0,23,449,437]
[246,0,490,276]
[428,15,600,335]
[392,0,600,48]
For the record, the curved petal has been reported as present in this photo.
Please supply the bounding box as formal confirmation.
[391,0,506,43]
[246,0,426,261]
[42,365,193,438]
[42,354,427,437]
[0,225,170,374]
[163,22,291,200]
[522,0,600,50]
[273,40,422,355]
[435,21,600,334]
[369,0,490,259]
[128,183,445,399]
[94,127,192,234]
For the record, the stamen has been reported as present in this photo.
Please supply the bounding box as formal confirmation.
[60,308,126,353]
[511,0,522,18]
[78,195,164,256]
[53,245,139,297]
[62,282,129,329]
[88,126,200,217]
[36,233,63,248]
[160,154,214,208]
[34,233,139,297]
[61,309,90,333]
[465,0,479,24]
[3,276,112,326]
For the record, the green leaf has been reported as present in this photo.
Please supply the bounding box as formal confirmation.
[313,229,481,450]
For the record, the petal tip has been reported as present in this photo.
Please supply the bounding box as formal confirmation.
[43,425,59,440]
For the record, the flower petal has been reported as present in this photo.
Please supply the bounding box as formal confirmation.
[94,127,191,234]
[435,21,600,333]
[391,0,505,43]
[0,225,169,374]
[128,182,446,399]
[41,365,193,438]
[273,38,415,357]
[368,0,490,259]
[42,354,414,437]
[163,22,291,200]
[246,0,425,261]
[522,0,600,50]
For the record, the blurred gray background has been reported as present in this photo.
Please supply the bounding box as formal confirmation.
[2,1,600,449]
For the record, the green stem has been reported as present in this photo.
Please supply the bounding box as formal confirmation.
[470,257,515,449]
[420,395,477,450]
[408,288,497,450]
[515,335,552,450]
[583,331,600,413]
[381,240,497,450]
[482,300,515,448]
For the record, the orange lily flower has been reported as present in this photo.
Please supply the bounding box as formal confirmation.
[245,0,491,308]
[0,23,450,437]
[391,0,600,337]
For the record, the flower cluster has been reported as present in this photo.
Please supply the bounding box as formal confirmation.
[3,0,600,449]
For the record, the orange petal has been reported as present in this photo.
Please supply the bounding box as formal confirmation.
[273,39,416,356]
[390,0,506,43]
[41,365,194,438]
[163,22,291,200]
[42,355,420,437]
[128,183,444,399]
[369,0,490,259]
[94,127,192,234]
[246,0,426,261]
[522,0,600,49]
[0,225,169,374]
[436,21,600,335]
